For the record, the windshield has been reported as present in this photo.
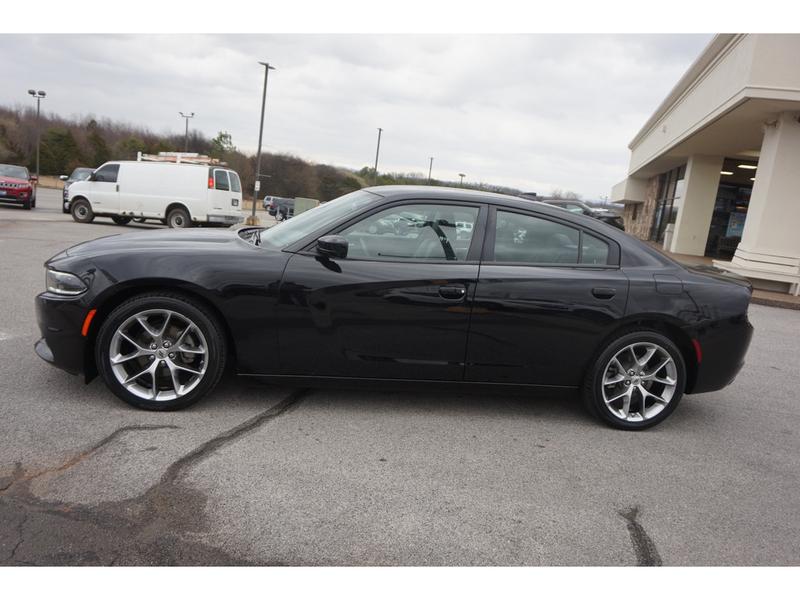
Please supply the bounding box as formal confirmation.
[0,164,29,179]
[258,189,381,249]
[69,168,93,181]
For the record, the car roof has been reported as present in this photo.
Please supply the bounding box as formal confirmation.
[362,185,592,221]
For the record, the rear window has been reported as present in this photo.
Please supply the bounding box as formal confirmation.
[229,171,241,193]
[214,170,230,191]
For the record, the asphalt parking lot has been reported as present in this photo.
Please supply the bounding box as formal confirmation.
[1,188,799,566]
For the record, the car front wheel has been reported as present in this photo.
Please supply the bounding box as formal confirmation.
[95,293,227,410]
[583,330,686,430]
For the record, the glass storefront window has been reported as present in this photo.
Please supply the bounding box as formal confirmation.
[651,165,686,243]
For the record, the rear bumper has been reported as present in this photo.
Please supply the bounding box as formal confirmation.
[207,213,244,225]
[34,292,88,376]
[690,316,753,394]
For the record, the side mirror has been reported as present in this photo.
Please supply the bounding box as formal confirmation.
[30,174,38,183]
[316,235,348,259]
[59,175,68,181]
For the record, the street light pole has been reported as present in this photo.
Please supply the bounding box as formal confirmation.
[459,173,466,187]
[27,89,46,183]
[250,61,276,226]
[373,127,383,185]
[179,112,195,152]
[428,157,434,184]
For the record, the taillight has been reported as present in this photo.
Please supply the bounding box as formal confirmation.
[208,177,214,189]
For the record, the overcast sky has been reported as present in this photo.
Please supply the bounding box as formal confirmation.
[1,34,712,197]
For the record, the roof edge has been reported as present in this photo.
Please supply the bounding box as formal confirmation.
[628,34,744,149]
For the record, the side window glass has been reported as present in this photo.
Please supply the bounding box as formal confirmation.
[94,164,119,183]
[580,233,610,265]
[494,211,579,263]
[339,203,480,261]
[214,170,230,191]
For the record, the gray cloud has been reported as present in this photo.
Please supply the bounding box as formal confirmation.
[1,33,711,197]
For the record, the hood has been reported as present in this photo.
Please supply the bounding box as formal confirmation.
[0,176,30,185]
[62,227,242,259]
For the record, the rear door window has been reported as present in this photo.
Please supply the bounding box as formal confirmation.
[493,210,579,264]
[214,169,230,191]
[229,171,241,193]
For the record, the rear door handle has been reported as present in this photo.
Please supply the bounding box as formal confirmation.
[592,287,616,300]
[438,285,467,300]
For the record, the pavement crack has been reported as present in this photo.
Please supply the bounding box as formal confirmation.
[0,425,181,493]
[9,513,28,562]
[618,506,662,566]
[159,388,309,487]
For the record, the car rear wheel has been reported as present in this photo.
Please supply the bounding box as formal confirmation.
[112,216,132,225]
[583,330,685,430]
[95,293,227,410]
[167,207,191,228]
[71,199,94,223]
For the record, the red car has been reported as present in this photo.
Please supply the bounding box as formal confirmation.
[0,163,37,210]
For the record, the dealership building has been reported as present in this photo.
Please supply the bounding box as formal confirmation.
[612,34,800,295]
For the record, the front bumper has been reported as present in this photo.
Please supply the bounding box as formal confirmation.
[34,292,89,376]
[0,192,29,204]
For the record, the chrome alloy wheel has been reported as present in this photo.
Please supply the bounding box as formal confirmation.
[601,342,678,423]
[108,309,208,401]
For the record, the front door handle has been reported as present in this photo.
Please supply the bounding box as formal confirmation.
[438,285,467,300]
[592,287,616,300]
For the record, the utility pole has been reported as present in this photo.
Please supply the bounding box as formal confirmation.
[428,157,434,184]
[459,173,466,187]
[250,62,276,226]
[179,112,195,152]
[373,127,383,185]
[27,89,46,182]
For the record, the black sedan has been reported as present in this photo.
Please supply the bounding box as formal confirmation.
[34,186,753,429]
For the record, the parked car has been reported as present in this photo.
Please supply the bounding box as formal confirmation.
[263,195,295,221]
[34,186,753,430]
[60,167,94,214]
[0,163,37,210]
[540,198,625,230]
[67,161,244,228]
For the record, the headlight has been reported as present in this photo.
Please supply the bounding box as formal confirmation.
[46,268,88,296]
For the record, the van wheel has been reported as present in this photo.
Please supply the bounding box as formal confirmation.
[71,199,94,223]
[275,211,285,222]
[167,207,191,228]
[112,216,132,225]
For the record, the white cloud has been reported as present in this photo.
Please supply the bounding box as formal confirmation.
[1,33,711,197]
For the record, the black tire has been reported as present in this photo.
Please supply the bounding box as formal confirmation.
[95,292,227,411]
[22,198,31,210]
[167,207,191,228]
[582,329,686,430]
[275,210,285,222]
[112,216,132,225]
[31,195,36,208]
[71,198,95,223]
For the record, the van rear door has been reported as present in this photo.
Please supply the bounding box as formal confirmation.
[208,168,241,211]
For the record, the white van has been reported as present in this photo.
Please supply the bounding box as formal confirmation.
[66,161,244,228]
